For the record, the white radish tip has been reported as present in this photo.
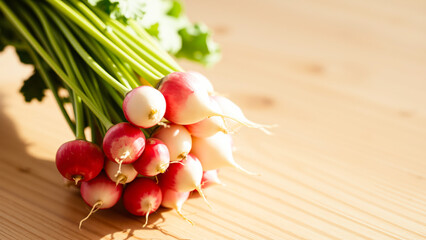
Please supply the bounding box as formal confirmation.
[217,112,277,135]
[234,163,261,176]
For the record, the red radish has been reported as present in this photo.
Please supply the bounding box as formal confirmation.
[185,99,228,138]
[133,138,170,177]
[152,124,191,161]
[191,132,257,175]
[158,71,219,125]
[79,173,123,228]
[158,154,210,207]
[123,86,166,128]
[201,170,223,189]
[56,140,104,184]
[213,95,274,134]
[159,72,268,130]
[161,187,193,225]
[103,122,146,175]
[105,159,138,185]
[187,71,214,95]
[123,178,162,227]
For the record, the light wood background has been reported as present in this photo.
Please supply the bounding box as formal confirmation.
[1,0,426,239]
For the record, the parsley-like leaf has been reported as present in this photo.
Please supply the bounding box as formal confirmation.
[19,71,48,102]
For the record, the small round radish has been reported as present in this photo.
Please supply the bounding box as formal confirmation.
[56,140,104,184]
[152,124,191,161]
[123,178,162,227]
[191,132,257,175]
[213,95,274,134]
[201,170,223,189]
[159,154,211,208]
[161,187,193,225]
[103,122,146,165]
[79,173,123,228]
[123,86,166,128]
[187,71,214,95]
[158,71,219,125]
[158,154,203,192]
[159,72,268,130]
[185,100,227,138]
[133,138,170,177]
[105,159,138,185]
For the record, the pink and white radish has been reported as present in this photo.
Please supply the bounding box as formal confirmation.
[105,159,138,185]
[123,86,166,128]
[103,122,146,175]
[201,170,224,189]
[191,132,257,175]
[79,173,123,228]
[158,154,211,207]
[213,95,274,134]
[158,71,219,125]
[152,124,191,161]
[56,140,104,184]
[187,71,215,95]
[161,187,193,224]
[123,178,162,227]
[185,99,228,138]
[158,72,270,132]
[133,138,170,177]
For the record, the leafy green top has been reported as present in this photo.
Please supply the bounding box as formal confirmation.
[0,0,220,102]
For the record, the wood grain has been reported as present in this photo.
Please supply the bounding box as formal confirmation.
[1,0,425,239]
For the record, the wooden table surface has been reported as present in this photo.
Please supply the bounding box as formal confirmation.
[1,0,426,239]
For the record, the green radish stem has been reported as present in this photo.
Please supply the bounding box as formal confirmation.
[46,0,161,85]
[73,92,85,140]
[26,46,75,133]
[43,8,130,96]
[88,4,182,73]
[0,1,113,129]
[70,0,165,77]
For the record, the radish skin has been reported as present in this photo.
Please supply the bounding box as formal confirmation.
[185,99,227,138]
[161,187,193,225]
[123,86,166,128]
[104,159,138,185]
[201,170,223,189]
[191,132,257,174]
[159,154,211,208]
[56,140,104,184]
[79,173,123,228]
[133,138,170,177]
[213,95,275,134]
[158,72,219,125]
[152,124,191,161]
[187,71,214,95]
[123,178,162,227]
[103,122,146,166]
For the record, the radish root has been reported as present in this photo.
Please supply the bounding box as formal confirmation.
[233,162,261,176]
[195,185,213,210]
[216,112,276,135]
[176,209,194,225]
[79,200,103,229]
[143,203,152,228]
[73,175,83,185]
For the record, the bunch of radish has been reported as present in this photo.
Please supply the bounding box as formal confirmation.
[0,0,271,229]
[55,71,267,228]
